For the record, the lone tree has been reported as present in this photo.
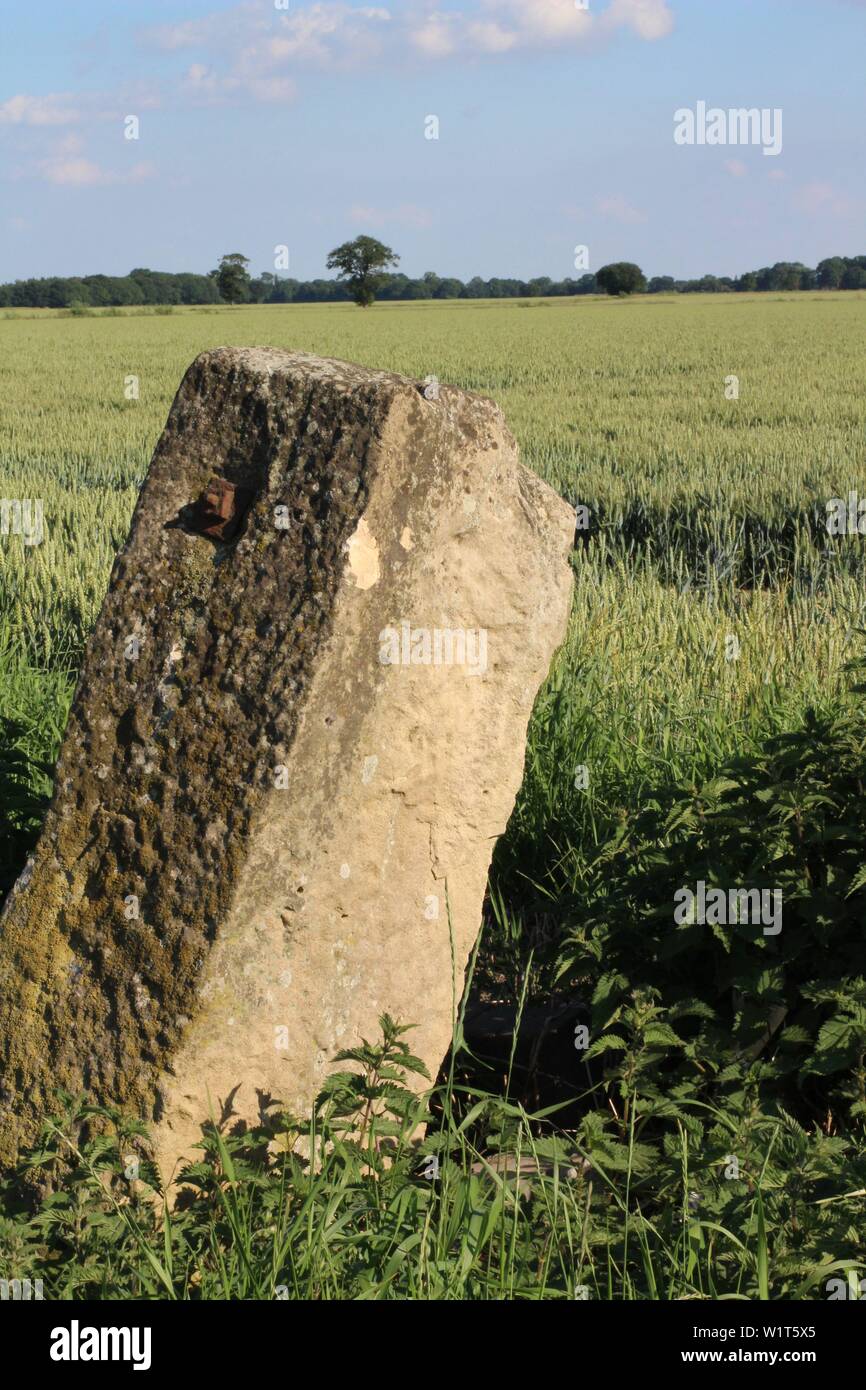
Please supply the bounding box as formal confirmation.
[214,252,251,305]
[326,235,399,307]
[596,262,647,296]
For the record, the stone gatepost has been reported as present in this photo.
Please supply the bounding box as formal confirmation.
[0,348,574,1183]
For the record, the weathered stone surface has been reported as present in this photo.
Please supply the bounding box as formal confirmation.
[0,347,574,1183]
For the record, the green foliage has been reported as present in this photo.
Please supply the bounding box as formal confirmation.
[558,686,866,1128]
[0,717,52,898]
[1,1010,862,1300]
[213,253,251,305]
[2,254,865,308]
[547,665,866,1249]
[596,262,647,296]
[326,236,399,307]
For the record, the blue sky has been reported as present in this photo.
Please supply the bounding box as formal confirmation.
[1,0,864,282]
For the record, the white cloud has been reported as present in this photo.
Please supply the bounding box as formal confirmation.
[149,2,392,73]
[142,0,673,77]
[38,155,156,187]
[0,85,160,130]
[467,21,518,54]
[0,93,82,126]
[595,193,647,224]
[600,0,674,40]
[412,15,458,58]
[56,133,85,156]
[40,157,108,186]
[262,5,391,66]
[180,63,297,105]
[2,0,675,148]
[490,0,591,42]
[792,181,853,216]
[182,63,229,100]
[409,0,594,57]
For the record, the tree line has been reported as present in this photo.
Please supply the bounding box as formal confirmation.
[2,254,865,310]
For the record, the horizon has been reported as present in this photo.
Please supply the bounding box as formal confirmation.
[3,249,865,293]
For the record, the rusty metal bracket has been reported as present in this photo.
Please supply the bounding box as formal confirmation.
[187,476,253,542]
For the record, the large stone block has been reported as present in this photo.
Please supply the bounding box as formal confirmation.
[0,348,574,1183]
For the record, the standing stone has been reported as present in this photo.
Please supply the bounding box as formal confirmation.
[0,348,574,1184]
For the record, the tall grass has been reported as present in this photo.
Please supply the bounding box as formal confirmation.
[2,1008,860,1301]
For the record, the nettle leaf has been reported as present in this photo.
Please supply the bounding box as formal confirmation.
[778,1026,811,1046]
[709,920,733,952]
[845,863,866,898]
[642,1023,686,1048]
[817,1019,856,1053]
[752,968,786,999]
[703,777,741,797]
[591,970,629,1003]
[752,787,777,805]
[670,998,717,1021]
[585,1033,628,1060]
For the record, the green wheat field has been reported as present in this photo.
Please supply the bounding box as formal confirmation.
[1,292,866,1299]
